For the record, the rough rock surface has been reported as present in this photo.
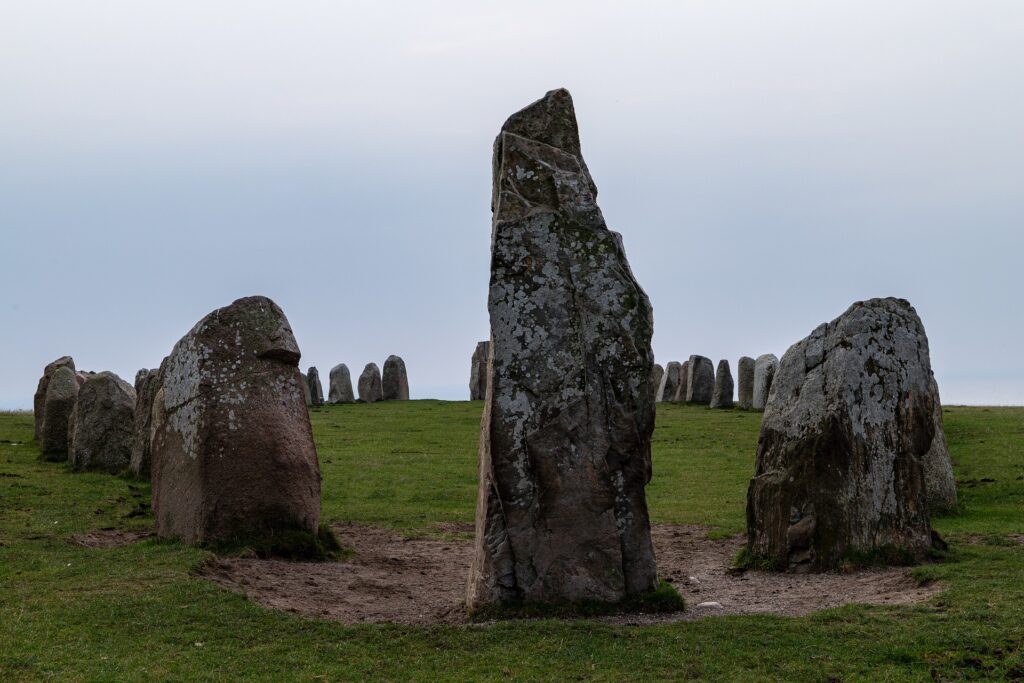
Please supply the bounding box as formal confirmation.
[150,296,321,546]
[328,364,355,403]
[468,89,658,610]
[130,367,161,478]
[70,371,136,473]
[41,366,79,460]
[923,376,958,513]
[710,360,734,409]
[752,354,779,410]
[673,360,691,403]
[382,355,410,401]
[307,367,324,407]
[469,342,490,401]
[746,298,940,571]
[300,372,312,406]
[652,364,664,403]
[358,363,383,403]
[659,361,681,403]
[685,355,715,405]
[33,356,75,440]
[737,357,755,410]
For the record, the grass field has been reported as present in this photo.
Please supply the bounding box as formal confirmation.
[1,402,1022,681]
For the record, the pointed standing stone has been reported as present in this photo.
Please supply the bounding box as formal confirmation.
[358,363,383,403]
[468,89,658,611]
[34,356,75,441]
[328,364,355,403]
[923,376,958,513]
[659,361,681,403]
[130,367,161,478]
[307,367,324,406]
[685,355,715,404]
[651,364,664,403]
[737,356,755,410]
[710,360,734,409]
[469,342,490,400]
[382,355,410,400]
[752,354,779,410]
[41,366,79,460]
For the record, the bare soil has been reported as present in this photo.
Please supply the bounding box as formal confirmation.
[197,523,942,625]
[70,527,153,548]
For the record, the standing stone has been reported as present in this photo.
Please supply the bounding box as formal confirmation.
[685,355,715,404]
[307,367,324,407]
[382,355,410,400]
[70,371,136,473]
[710,360,734,409]
[41,366,79,460]
[737,356,755,410]
[358,363,383,403]
[659,361,681,403]
[129,367,161,478]
[468,89,658,610]
[150,296,320,546]
[328,364,355,403]
[651,364,664,403]
[923,376,958,513]
[33,356,75,441]
[751,354,779,410]
[469,342,490,401]
[301,372,312,406]
[746,298,940,571]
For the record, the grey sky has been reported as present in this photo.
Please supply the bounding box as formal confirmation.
[2,1,1022,408]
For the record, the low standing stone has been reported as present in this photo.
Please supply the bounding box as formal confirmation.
[382,355,410,400]
[685,355,715,404]
[70,371,136,473]
[307,367,324,406]
[130,367,161,478]
[651,364,664,403]
[469,342,490,400]
[41,366,79,460]
[752,354,779,410]
[328,364,355,403]
[737,356,755,410]
[358,363,383,402]
[33,356,75,441]
[659,361,681,402]
[923,376,958,513]
[710,360,734,409]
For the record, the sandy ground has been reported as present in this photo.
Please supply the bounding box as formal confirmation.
[192,523,942,625]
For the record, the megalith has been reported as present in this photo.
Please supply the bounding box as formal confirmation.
[328,363,355,403]
[685,355,715,404]
[382,355,410,400]
[652,364,665,403]
[307,366,324,407]
[737,356,755,410]
[469,342,490,401]
[70,371,136,473]
[672,360,690,402]
[33,356,75,441]
[746,298,941,571]
[41,366,79,460]
[358,363,383,403]
[710,359,734,409]
[130,367,161,478]
[468,89,658,610]
[923,376,958,513]
[659,361,681,403]
[752,354,779,410]
[301,372,312,406]
[150,296,320,546]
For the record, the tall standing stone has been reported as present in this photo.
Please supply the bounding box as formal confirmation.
[469,342,490,401]
[659,361,681,403]
[672,360,690,403]
[737,356,755,410]
[150,296,320,546]
[923,376,958,513]
[685,355,715,404]
[358,363,383,403]
[710,359,734,409]
[307,367,324,407]
[746,298,940,571]
[468,89,658,610]
[752,354,779,410]
[130,367,161,478]
[328,363,355,403]
[651,364,665,403]
[33,356,75,441]
[70,371,136,473]
[382,355,410,400]
[41,366,79,460]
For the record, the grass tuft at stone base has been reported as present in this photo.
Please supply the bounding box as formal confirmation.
[468,580,685,621]
[206,523,349,561]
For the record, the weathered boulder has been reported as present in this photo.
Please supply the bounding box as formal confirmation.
[469,342,490,400]
[307,367,324,407]
[41,366,79,460]
[70,371,136,473]
[923,376,958,513]
[150,296,320,546]
[752,354,779,410]
[468,89,658,610]
[710,360,734,409]
[382,355,410,400]
[659,361,681,403]
[651,364,664,403]
[746,298,940,571]
[129,367,161,478]
[358,363,383,403]
[33,356,75,440]
[301,372,312,406]
[328,364,355,403]
[737,356,755,410]
[685,355,715,404]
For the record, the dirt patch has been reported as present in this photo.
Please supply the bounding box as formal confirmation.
[198,523,942,626]
[1008,534,1024,546]
[70,528,153,548]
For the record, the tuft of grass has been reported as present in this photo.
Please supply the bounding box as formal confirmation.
[731,546,784,572]
[205,523,348,561]
[469,580,685,621]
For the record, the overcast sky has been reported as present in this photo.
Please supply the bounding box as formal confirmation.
[2,1,1022,408]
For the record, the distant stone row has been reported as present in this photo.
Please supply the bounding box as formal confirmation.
[652,354,780,410]
[302,356,409,406]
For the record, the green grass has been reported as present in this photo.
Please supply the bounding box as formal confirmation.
[2,402,1023,681]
